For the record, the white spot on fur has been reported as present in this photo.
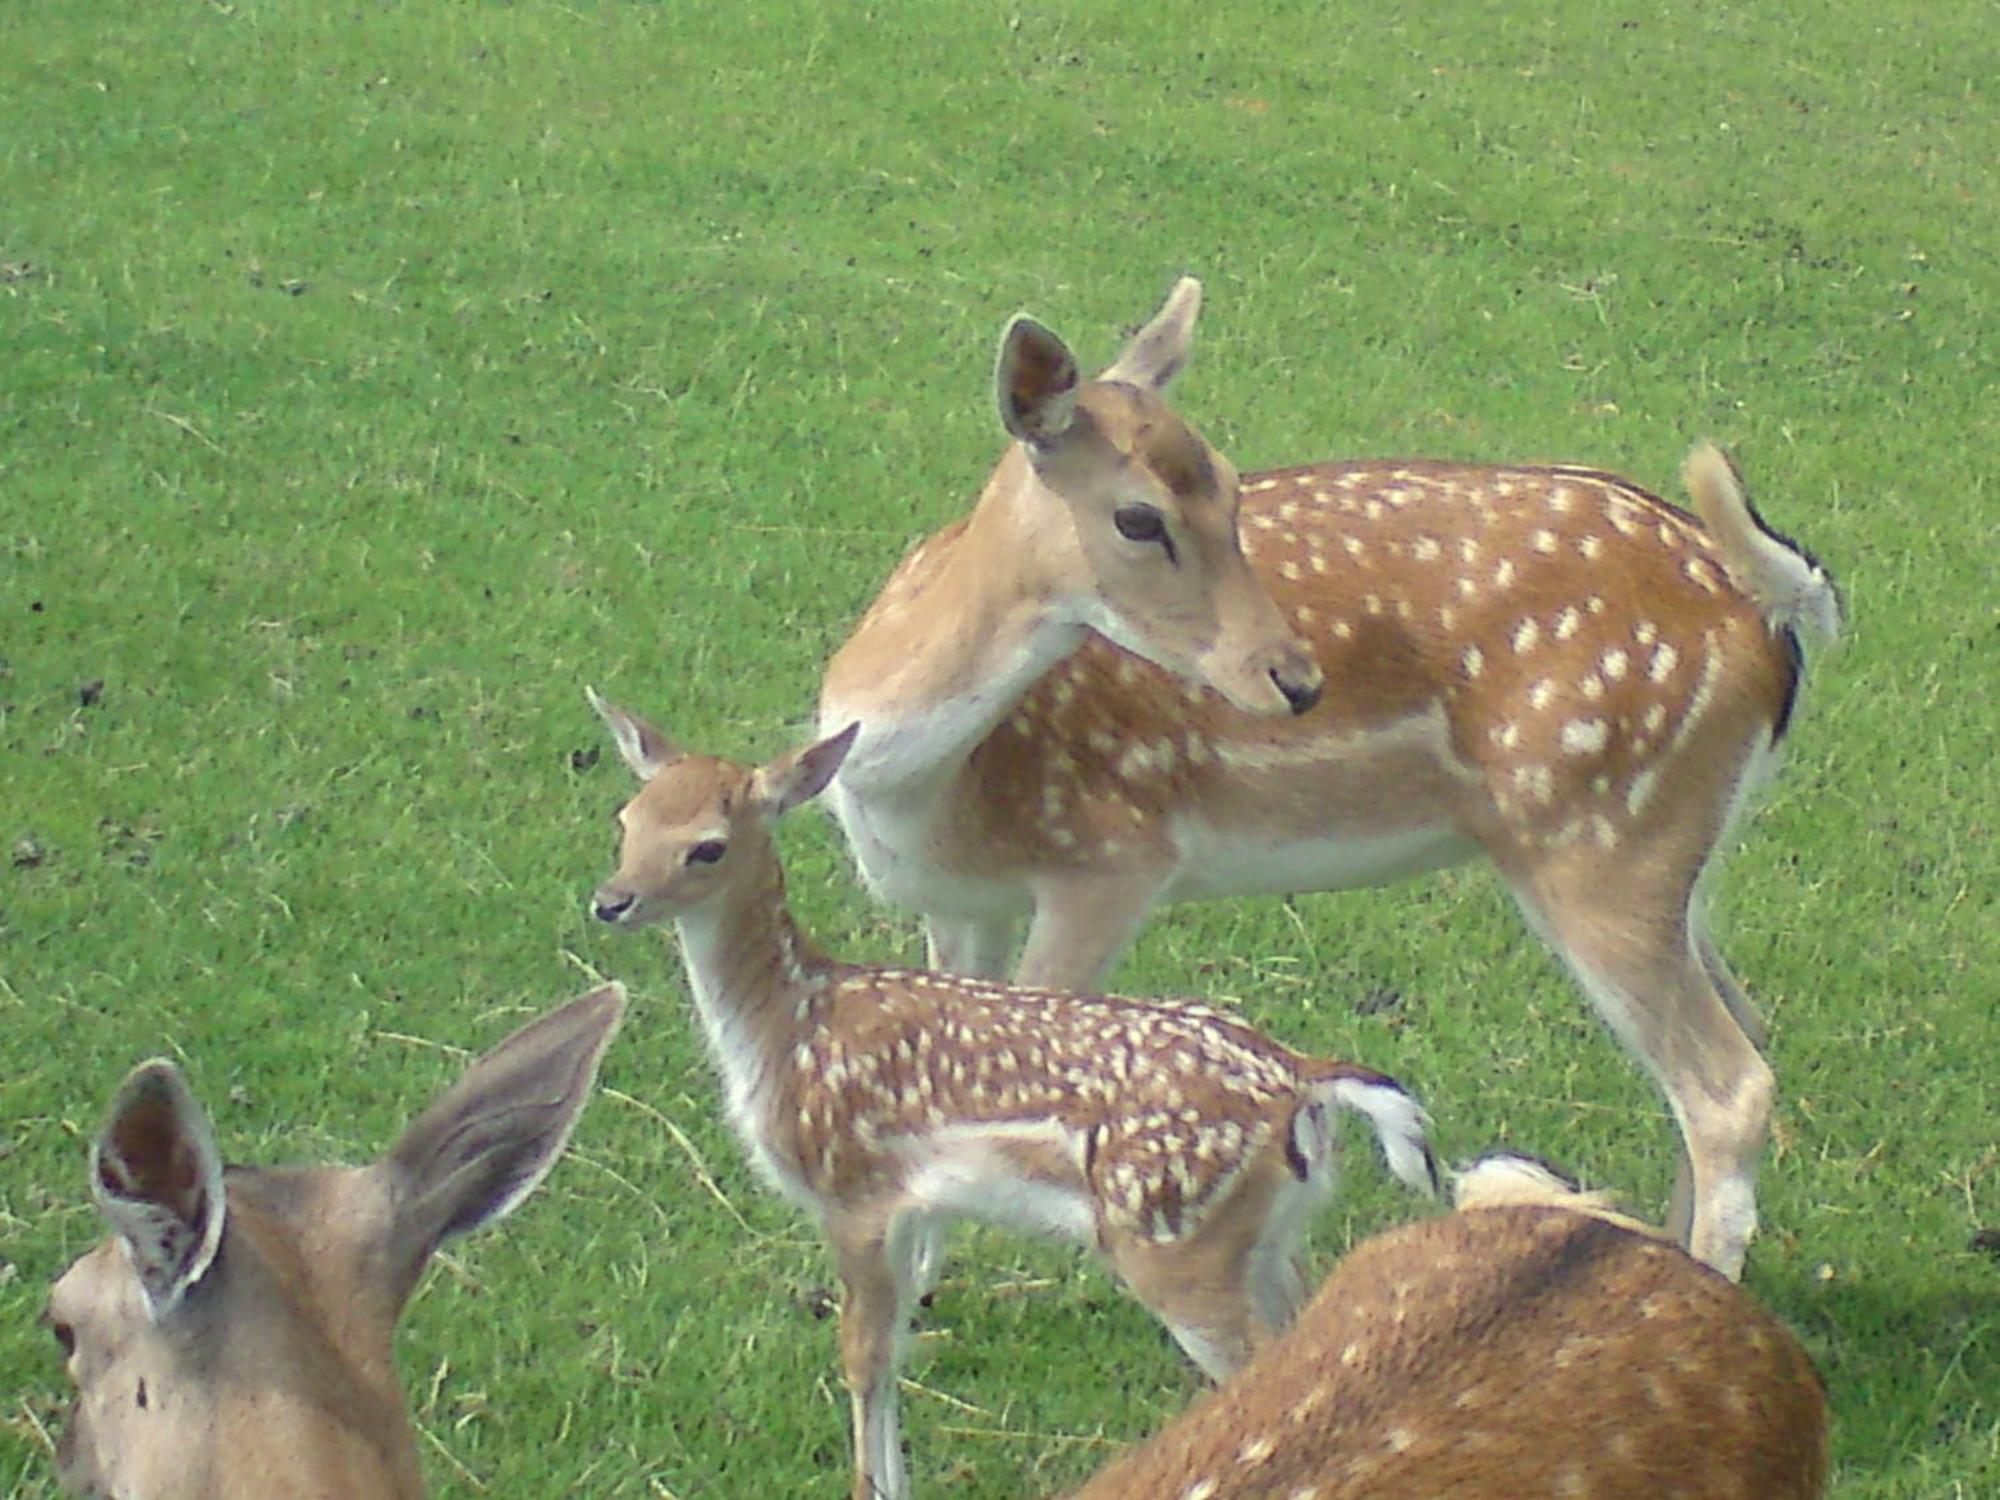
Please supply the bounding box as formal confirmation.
[1554,606,1581,641]
[1513,764,1554,803]
[1412,535,1441,562]
[1624,768,1656,816]
[1561,718,1609,755]
[1649,642,1680,682]
[1459,537,1481,564]
[1462,645,1485,679]
[1528,678,1557,711]
[1601,648,1629,681]
[1531,528,1559,555]
[1493,558,1518,590]
[1577,534,1603,560]
[1512,617,1540,653]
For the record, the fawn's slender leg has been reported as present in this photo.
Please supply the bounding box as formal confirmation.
[1102,1227,1266,1380]
[832,1212,917,1500]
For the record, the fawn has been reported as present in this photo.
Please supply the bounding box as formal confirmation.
[588,692,1436,1500]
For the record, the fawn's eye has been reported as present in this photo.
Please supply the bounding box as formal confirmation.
[50,1319,75,1358]
[686,840,727,866]
[1113,504,1166,543]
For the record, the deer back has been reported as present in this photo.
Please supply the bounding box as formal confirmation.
[1068,1199,1828,1499]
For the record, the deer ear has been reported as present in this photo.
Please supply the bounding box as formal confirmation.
[996,315,1081,445]
[751,722,860,818]
[381,985,625,1303]
[587,687,680,780]
[1098,276,1201,390]
[91,1062,227,1321]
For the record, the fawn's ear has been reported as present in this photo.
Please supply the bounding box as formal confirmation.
[91,1062,227,1320]
[587,687,681,781]
[1098,276,1201,391]
[380,984,626,1303]
[996,315,1082,446]
[751,722,860,819]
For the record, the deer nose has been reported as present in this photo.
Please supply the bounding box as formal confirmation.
[593,892,635,924]
[1272,668,1320,716]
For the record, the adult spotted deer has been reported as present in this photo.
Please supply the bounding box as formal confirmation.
[1067,1154,1830,1500]
[44,984,626,1500]
[586,693,1436,1500]
[823,356,1839,1279]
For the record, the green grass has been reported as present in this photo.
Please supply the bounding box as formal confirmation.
[3,0,1993,1494]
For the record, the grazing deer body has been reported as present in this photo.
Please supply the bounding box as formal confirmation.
[45,986,626,1500]
[1068,1154,1830,1500]
[825,428,1838,1278]
[587,695,1436,1500]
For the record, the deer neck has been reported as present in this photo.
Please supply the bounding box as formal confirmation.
[668,848,828,1133]
[820,448,1088,795]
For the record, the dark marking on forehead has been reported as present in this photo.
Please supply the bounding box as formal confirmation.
[632,756,749,820]
[1140,417,1218,502]
[1077,383,1218,502]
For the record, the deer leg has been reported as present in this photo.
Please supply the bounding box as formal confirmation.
[1013,869,1167,991]
[1102,1228,1264,1381]
[905,1215,947,1302]
[831,1213,918,1500]
[1515,869,1772,1281]
[924,913,1018,980]
[1247,1245,1311,1334]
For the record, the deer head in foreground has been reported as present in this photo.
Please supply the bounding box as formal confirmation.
[1068,1154,1829,1500]
[44,985,626,1500]
[588,691,1435,1500]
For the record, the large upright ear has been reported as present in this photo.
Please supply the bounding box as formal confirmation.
[996,315,1081,446]
[1098,275,1202,391]
[382,984,626,1299]
[91,1062,227,1321]
[587,687,680,781]
[751,722,860,819]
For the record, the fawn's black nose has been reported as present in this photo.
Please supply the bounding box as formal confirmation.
[593,893,636,924]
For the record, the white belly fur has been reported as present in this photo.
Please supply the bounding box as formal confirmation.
[1164,817,1476,902]
[895,1121,1096,1243]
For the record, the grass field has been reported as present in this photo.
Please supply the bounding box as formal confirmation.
[3,0,1994,1494]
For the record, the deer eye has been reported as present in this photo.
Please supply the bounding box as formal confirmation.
[50,1319,76,1358]
[1113,504,1166,543]
[686,840,728,866]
